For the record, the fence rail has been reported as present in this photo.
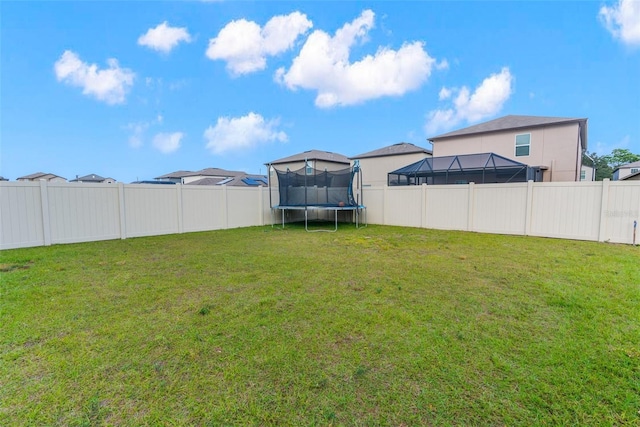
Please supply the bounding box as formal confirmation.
[1,180,639,250]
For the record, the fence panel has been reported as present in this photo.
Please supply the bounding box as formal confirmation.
[227,187,263,228]
[603,181,640,244]
[361,187,385,225]
[384,186,423,227]
[529,182,602,241]
[47,183,121,244]
[472,183,528,235]
[424,185,469,230]
[182,186,226,232]
[0,182,45,249]
[123,185,179,238]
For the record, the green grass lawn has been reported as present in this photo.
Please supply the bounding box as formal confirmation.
[1,224,639,426]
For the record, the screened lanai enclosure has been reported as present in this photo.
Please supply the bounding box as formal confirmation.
[268,162,366,232]
[388,152,534,186]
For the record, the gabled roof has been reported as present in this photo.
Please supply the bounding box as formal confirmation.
[350,142,432,160]
[267,149,350,165]
[621,170,640,181]
[70,173,112,182]
[155,167,244,180]
[613,159,640,172]
[155,170,193,179]
[17,172,66,181]
[187,174,268,187]
[429,115,588,141]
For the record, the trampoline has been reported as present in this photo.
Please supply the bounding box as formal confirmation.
[268,161,366,232]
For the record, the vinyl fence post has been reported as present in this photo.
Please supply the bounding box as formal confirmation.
[524,180,534,236]
[258,186,264,226]
[176,184,184,234]
[40,180,52,246]
[467,182,475,232]
[598,179,610,242]
[118,182,127,239]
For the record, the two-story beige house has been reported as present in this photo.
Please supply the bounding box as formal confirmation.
[428,115,588,182]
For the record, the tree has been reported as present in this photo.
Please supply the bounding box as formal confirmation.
[602,148,640,169]
[583,151,613,181]
[583,148,640,181]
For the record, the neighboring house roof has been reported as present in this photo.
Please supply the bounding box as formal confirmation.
[620,170,640,181]
[155,167,244,180]
[188,174,268,187]
[154,170,193,179]
[267,149,350,165]
[131,180,176,185]
[0,176,8,181]
[613,159,640,173]
[69,173,113,183]
[428,115,588,148]
[17,172,66,181]
[350,142,432,160]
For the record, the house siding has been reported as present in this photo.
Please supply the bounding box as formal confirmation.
[432,122,582,182]
[354,153,431,187]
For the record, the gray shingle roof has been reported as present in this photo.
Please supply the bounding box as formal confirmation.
[616,160,640,170]
[350,142,432,160]
[428,115,588,141]
[70,174,108,182]
[155,168,245,180]
[17,172,66,181]
[267,149,350,165]
[187,174,268,187]
[621,170,640,180]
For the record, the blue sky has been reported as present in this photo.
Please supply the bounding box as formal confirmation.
[1,1,639,182]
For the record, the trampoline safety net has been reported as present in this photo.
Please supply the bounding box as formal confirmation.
[274,166,357,207]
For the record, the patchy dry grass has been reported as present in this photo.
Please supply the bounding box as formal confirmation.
[1,225,639,425]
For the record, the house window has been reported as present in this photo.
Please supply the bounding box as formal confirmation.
[306,160,313,175]
[515,134,530,157]
[631,168,639,174]
[580,170,586,181]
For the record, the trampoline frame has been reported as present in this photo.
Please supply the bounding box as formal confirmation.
[272,204,367,232]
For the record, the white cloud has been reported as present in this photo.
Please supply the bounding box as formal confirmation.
[206,12,312,75]
[153,132,184,154]
[124,115,164,148]
[425,67,514,135]
[138,21,193,53]
[126,122,149,148]
[54,50,135,105]
[203,112,287,154]
[435,59,449,70]
[599,0,640,46]
[276,10,437,108]
[438,87,452,100]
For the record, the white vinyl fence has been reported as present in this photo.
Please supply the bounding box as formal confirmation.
[1,180,639,250]
[0,182,271,250]
[364,180,640,244]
